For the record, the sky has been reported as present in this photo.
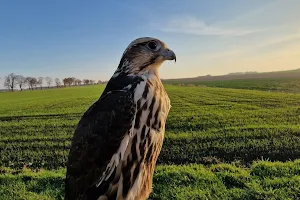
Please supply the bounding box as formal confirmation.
[0,0,300,88]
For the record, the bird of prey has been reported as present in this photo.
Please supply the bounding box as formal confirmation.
[65,37,176,200]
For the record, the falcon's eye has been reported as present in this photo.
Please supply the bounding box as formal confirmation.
[147,41,159,51]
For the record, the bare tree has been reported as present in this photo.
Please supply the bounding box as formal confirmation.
[62,77,76,87]
[71,77,76,85]
[97,80,102,84]
[90,80,95,85]
[55,78,61,88]
[74,79,82,86]
[37,77,43,89]
[67,78,73,86]
[25,77,37,90]
[16,75,26,91]
[74,79,78,86]
[4,73,17,91]
[45,77,53,88]
[4,77,10,91]
[63,78,67,87]
[83,79,90,85]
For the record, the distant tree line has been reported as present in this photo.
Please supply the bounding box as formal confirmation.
[62,77,100,87]
[3,73,104,92]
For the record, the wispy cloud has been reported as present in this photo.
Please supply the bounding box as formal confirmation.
[159,15,266,36]
[199,31,300,59]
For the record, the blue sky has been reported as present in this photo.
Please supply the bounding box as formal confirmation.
[0,0,300,87]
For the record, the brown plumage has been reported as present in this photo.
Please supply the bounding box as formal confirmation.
[65,37,176,200]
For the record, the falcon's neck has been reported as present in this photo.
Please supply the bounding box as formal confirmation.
[100,57,166,100]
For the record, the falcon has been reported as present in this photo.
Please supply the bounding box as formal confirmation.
[65,37,176,200]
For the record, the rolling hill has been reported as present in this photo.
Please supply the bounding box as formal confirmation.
[163,68,300,82]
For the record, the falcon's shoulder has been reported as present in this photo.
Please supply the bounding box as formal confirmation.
[65,82,138,200]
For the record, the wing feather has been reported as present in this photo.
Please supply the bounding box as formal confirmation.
[65,90,136,200]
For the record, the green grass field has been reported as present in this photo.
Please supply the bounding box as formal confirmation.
[163,78,300,93]
[1,160,300,200]
[1,84,300,199]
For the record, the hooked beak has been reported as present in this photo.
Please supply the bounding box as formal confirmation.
[161,48,176,62]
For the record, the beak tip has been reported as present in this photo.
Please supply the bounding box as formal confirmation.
[171,51,176,63]
[163,48,176,63]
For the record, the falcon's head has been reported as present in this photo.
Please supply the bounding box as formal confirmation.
[115,37,176,76]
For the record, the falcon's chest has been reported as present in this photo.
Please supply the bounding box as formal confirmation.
[133,76,170,133]
[119,76,170,199]
[94,76,170,200]
[97,75,170,200]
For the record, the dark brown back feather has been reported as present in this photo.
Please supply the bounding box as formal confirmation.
[65,89,136,200]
